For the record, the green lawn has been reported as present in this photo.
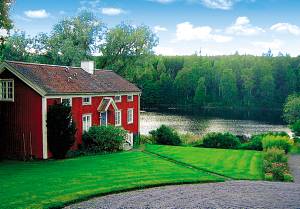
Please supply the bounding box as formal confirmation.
[145,145,264,180]
[0,151,222,209]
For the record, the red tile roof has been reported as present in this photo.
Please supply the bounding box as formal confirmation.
[6,61,140,95]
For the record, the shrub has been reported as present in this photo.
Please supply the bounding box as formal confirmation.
[202,132,241,149]
[262,135,294,153]
[139,135,155,145]
[264,173,273,181]
[150,125,182,146]
[47,102,76,159]
[291,120,300,137]
[283,173,294,182]
[241,132,290,151]
[263,148,291,181]
[83,125,126,153]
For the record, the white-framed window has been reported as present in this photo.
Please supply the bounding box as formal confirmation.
[127,108,133,124]
[0,79,14,102]
[115,95,122,103]
[115,110,121,126]
[127,94,133,102]
[82,114,92,132]
[82,96,91,105]
[61,97,72,107]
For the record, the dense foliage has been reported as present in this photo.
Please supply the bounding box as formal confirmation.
[262,135,294,153]
[47,102,76,159]
[202,132,241,149]
[83,125,126,152]
[283,94,300,124]
[263,148,292,182]
[150,125,182,146]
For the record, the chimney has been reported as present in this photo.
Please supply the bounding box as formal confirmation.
[81,61,95,74]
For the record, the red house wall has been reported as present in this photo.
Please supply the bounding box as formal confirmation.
[0,70,43,159]
[46,94,139,148]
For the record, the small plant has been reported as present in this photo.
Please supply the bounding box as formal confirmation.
[290,120,300,137]
[47,101,77,159]
[202,132,241,149]
[83,125,127,153]
[262,135,294,153]
[264,173,273,181]
[283,173,294,182]
[150,125,182,146]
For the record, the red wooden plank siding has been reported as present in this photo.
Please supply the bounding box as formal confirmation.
[0,70,43,159]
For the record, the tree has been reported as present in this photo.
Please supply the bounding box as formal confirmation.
[0,0,14,61]
[47,101,77,159]
[45,11,104,66]
[194,77,206,106]
[219,69,238,106]
[99,23,158,75]
[283,94,300,125]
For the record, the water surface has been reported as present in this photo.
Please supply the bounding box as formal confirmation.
[140,111,291,137]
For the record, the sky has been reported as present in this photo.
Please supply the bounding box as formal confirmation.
[7,0,300,56]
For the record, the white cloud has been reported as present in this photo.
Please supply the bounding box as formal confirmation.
[154,46,177,55]
[270,23,300,36]
[24,9,49,18]
[252,39,283,50]
[226,16,264,36]
[175,22,232,43]
[0,29,8,37]
[101,8,125,16]
[200,0,235,10]
[154,25,168,33]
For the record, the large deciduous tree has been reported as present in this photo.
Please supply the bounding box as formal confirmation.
[99,23,158,75]
[0,0,14,60]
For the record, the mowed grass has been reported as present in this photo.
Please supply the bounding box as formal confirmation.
[0,151,222,209]
[146,145,264,180]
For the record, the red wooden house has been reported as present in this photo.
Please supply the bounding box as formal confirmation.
[0,61,141,159]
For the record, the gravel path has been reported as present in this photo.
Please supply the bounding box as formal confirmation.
[66,154,300,209]
[66,181,300,209]
[289,155,300,184]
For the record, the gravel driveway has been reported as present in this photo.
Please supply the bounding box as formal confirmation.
[66,155,300,209]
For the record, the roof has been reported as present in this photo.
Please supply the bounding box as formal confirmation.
[97,97,118,112]
[2,61,140,95]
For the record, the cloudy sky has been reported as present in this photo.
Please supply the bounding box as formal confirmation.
[9,0,300,56]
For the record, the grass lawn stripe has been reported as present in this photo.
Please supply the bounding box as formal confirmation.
[0,151,221,209]
[145,144,264,180]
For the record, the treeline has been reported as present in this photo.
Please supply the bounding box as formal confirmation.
[2,11,300,110]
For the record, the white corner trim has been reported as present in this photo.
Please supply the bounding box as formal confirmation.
[42,97,48,159]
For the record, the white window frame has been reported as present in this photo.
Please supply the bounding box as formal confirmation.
[115,110,122,126]
[127,108,133,124]
[114,95,122,103]
[82,96,91,105]
[61,97,72,107]
[82,114,92,132]
[0,79,14,102]
[127,94,133,102]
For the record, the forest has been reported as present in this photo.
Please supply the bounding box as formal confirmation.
[1,11,300,110]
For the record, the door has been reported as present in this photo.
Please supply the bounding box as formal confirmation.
[100,111,107,126]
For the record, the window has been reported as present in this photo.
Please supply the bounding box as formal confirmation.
[61,97,72,106]
[82,114,92,132]
[0,79,14,101]
[127,108,133,124]
[127,94,133,102]
[115,95,122,102]
[115,110,121,126]
[82,96,91,105]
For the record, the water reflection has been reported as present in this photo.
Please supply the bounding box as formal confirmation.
[140,111,291,136]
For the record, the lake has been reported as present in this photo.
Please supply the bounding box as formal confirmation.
[140,110,291,137]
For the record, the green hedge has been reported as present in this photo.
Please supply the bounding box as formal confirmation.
[150,125,182,146]
[202,132,241,149]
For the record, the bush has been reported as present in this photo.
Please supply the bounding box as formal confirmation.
[47,102,76,159]
[150,125,182,146]
[263,148,290,181]
[139,135,155,145]
[83,125,126,153]
[291,120,300,137]
[202,132,241,149]
[262,135,294,153]
[283,173,294,182]
[240,132,290,151]
[264,173,273,181]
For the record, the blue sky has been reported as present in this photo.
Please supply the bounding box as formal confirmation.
[8,0,300,56]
